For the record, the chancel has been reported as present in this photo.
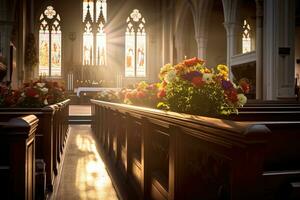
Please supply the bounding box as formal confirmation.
[0,0,300,199]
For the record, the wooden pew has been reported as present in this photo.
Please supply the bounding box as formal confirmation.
[0,115,39,200]
[91,100,271,199]
[229,101,300,121]
[0,99,70,192]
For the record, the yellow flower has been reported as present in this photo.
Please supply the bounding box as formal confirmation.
[217,64,228,73]
[217,64,229,78]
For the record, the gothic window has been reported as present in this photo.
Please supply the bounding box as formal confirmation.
[83,0,107,66]
[39,6,61,76]
[125,9,146,77]
[242,19,251,53]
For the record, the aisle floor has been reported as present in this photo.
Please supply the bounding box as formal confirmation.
[69,105,91,116]
[56,125,119,200]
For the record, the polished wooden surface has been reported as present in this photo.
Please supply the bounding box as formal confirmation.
[0,115,39,200]
[92,100,293,199]
[0,99,70,194]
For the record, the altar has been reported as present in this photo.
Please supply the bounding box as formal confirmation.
[75,87,120,97]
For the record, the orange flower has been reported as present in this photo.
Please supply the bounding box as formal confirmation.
[184,57,204,67]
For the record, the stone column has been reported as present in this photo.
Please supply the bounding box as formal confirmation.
[18,0,27,83]
[255,0,263,99]
[162,0,171,65]
[263,0,295,100]
[223,22,238,79]
[195,34,208,61]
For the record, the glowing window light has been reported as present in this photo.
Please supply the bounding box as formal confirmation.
[242,19,251,53]
[39,6,61,77]
[125,9,146,77]
[82,0,107,66]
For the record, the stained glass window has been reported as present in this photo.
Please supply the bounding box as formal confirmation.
[125,9,146,77]
[83,0,107,66]
[39,6,61,76]
[242,19,251,53]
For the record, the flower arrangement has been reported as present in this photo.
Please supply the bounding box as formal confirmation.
[95,89,123,103]
[0,79,66,108]
[157,57,248,116]
[92,57,248,116]
[0,84,20,107]
[123,81,160,107]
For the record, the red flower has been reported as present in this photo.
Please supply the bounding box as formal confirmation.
[157,89,166,98]
[26,88,38,98]
[184,57,204,67]
[191,77,204,88]
[240,82,250,94]
[226,90,238,103]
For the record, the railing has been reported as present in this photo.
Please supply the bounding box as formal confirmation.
[91,100,273,199]
[0,115,39,200]
[0,99,70,193]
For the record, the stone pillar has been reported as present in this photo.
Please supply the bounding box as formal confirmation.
[255,0,263,99]
[195,35,208,61]
[223,22,238,79]
[18,0,27,83]
[162,0,171,65]
[263,0,295,100]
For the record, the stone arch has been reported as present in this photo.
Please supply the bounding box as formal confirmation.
[206,0,227,67]
[174,1,195,62]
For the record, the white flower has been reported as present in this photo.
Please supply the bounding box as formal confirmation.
[237,94,247,106]
[37,83,46,88]
[21,92,25,97]
[40,87,49,93]
[232,82,238,89]
[44,99,48,105]
[165,70,176,83]
[202,73,213,83]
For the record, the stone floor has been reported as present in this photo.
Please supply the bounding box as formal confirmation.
[69,105,91,116]
[55,125,119,200]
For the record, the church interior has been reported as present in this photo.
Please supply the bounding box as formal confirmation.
[1,0,300,199]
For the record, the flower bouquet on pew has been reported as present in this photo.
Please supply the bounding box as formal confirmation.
[123,81,160,108]
[95,89,123,103]
[157,57,249,116]
[0,79,66,108]
[18,79,66,107]
[0,84,20,107]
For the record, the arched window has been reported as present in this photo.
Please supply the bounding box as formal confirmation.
[82,0,107,66]
[125,9,146,77]
[39,6,62,76]
[242,19,251,53]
